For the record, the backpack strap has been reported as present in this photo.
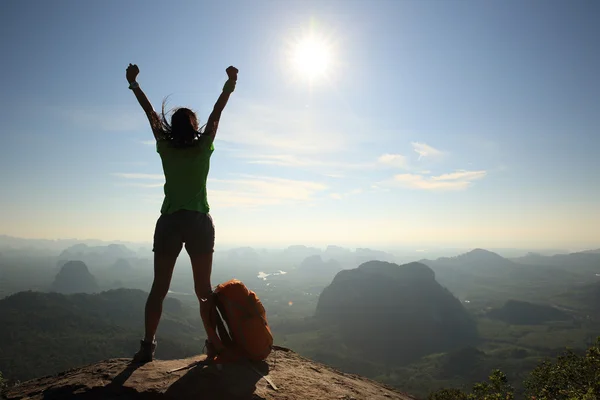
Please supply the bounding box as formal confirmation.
[212,293,234,348]
[200,296,226,353]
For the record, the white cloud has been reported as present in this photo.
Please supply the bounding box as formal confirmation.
[237,151,415,177]
[411,142,444,160]
[208,189,284,208]
[217,101,459,181]
[328,189,363,199]
[383,169,487,191]
[114,171,328,208]
[241,154,372,171]
[210,175,327,203]
[217,100,371,154]
[378,153,408,169]
[245,154,328,167]
[431,170,487,181]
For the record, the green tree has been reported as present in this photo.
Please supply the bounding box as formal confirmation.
[470,370,514,400]
[523,338,600,399]
[429,338,600,400]
[428,388,469,400]
[428,370,513,400]
[0,370,6,390]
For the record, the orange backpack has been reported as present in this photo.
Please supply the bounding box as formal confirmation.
[211,279,273,361]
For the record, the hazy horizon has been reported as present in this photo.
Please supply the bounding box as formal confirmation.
[0,232,595,257]
[1,0,598,250]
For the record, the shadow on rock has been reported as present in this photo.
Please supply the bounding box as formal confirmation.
[40,362,146,399]
[164,361,270,400]
[11,360,271,400]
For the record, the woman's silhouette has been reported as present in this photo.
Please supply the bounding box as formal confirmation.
[126,63,238,362]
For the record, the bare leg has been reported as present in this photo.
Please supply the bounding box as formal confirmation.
[189,252,223,352]
[143,252,178,342]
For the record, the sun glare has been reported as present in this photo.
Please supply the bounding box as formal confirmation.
[291,36,332,80]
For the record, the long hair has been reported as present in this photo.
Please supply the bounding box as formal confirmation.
[156,97,206,148]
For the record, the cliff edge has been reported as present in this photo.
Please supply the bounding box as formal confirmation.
[3,346,415,400]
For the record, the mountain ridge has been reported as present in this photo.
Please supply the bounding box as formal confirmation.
[50,260,99,294]
[315,260,478,366]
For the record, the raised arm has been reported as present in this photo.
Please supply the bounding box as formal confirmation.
[204,66,238,142]
[126,63,160,138]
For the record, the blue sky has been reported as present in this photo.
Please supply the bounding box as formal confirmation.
[0,0,598,250]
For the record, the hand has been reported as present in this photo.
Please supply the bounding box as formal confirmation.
[126,63,140,83]
[226,66,238,82]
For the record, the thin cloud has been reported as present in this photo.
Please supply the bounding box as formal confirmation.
[378,153,408,169]
[232,151,377,179]
[412,142,444,160]
[431,170,487,181]
[327,188,363,201]
[210,175,327,202]
[242,154,372,170]
[245,154,328,167]
[383,169,487,191]
[209,175,328,208]
[114,173,164,180]
[239,152,415,175]
[116,171,328,208]
[208,189,284,208]
[218,99,372,154]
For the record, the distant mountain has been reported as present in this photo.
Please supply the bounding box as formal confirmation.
[420,249,583,302]
[60,243,136,258]
[221,247,261,265]
[322,245,352,261]
[510,250,600,275]
[0,235,148,255]
[283,245,322,263]
[0,289,197,381]
[422,248,514,270]
[487,300,572,325]
[296,245,398,270]
[582,249,600,254]
[316,260,478,365]
[299,255,343,275]
[50,261,99,294]
[0,235,84,254]
[57,244,137,268]
[354,248,396,264]
[110,258,134,271]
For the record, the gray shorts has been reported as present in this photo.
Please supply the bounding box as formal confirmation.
[152,210,215,256]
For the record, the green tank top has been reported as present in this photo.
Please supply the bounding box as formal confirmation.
[156,137,214,214]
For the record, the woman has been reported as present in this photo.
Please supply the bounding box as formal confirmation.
[126,63,238,363]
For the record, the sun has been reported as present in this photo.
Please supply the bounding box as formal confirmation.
[291,36,332,80]
[287,30,335,83]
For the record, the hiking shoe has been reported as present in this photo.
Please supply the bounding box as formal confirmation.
[204,340,240,364]
[132,339,157,363]
[204,339,218,359]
